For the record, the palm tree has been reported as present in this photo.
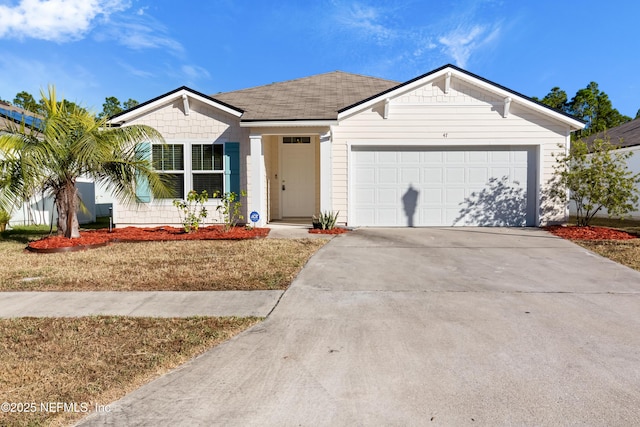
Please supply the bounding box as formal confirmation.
[0,86,171,238]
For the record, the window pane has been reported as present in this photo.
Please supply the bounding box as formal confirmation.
[202,145,213,171]
[283,136,310,144]
[152,145,162,169]
[192,145,202,170]
[152,144,184,171]
[160,173,184,199]
[193,173,222,197]
[172,145,184,170]
[213,144,223,170]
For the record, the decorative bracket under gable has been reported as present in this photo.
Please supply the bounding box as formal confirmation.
[503,97,512,118]
[182,94,190,116]
[383,98,390,119]
[445,72,451,94]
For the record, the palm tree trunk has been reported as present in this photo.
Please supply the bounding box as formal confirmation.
[56,182,80,238]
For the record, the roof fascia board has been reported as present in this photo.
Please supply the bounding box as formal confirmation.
[109,87,243,124]
[338,65,585,130]
[240,120,338,128]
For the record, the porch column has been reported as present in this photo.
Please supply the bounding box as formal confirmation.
[250,134,267,226]
[319,130,333,213]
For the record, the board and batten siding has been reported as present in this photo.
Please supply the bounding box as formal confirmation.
[114,98,249,227]
[331,78,572,226]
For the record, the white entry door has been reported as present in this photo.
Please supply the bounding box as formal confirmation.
[280,137,315,217]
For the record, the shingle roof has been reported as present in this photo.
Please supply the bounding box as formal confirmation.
[585,118,640,149]
[212,71,399,121]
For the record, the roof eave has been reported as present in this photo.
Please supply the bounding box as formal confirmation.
[337,64,586,131]
[239,119,338,128]
[108,86,244,125]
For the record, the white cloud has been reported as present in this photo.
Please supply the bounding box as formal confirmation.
[97,14,184,56]
[0,0,130,42]
[334,2,396,43]
[181,65,210,81]
[438,24,501,68]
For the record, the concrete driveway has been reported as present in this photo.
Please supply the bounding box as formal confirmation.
[80,228,640,426]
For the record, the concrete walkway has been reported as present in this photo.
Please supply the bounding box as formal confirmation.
[0,291,282,318]
[78,227,640,426]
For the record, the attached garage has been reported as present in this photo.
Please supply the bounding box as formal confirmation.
[351,145,538,227]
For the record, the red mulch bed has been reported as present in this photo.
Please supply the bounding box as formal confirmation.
[544,225,637,240]
[27,226,270,251]
[308,228,350,235]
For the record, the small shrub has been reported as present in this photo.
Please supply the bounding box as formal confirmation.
[312,210,339,230]
[213,190,246,232]
[173,190,208,233]
[0,208,10,231]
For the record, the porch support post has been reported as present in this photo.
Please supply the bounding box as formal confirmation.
[250,133,267,226]
[319,130,333,213]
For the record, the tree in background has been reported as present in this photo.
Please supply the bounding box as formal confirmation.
[13,91,42,114]
[548,137,640,226]
[536,83,632,139]
[533,87,568,112]
[98,97,139,119]
[0,86,171,238]
[568,82,631,138]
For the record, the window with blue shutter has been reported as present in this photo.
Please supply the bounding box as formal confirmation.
[224,142,240,195]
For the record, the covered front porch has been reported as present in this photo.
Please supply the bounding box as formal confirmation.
[247,127,333,227]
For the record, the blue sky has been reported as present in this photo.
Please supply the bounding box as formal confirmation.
[1,0,639,118]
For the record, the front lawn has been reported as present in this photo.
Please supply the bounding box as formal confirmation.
[564,216,640,273]
[0,233,327,291]
[0,316,261,427]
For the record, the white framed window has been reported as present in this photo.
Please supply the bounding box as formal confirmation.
[152,144,184,199]
[192,143,224,196]
[150,141,239,200]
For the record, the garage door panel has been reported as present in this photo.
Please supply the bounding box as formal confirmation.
[423,189,442,203]
[378,188,399,204]
[446,168,465,183]
[378,168,397,183]
[352,146,535,227]
[355,167,375,184]
[423,167,443,183]
[468,168,489,185]
[446,151,465,162]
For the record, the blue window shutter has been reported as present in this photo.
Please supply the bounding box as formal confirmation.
[135,142,152,203]
[224,142,240,194]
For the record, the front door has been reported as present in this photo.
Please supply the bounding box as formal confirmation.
[280,136,315,217]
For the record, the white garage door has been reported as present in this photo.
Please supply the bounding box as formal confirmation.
[352,146,536,227]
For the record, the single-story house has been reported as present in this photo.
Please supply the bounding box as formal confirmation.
[579,118,640,219]
[108,64,584,228]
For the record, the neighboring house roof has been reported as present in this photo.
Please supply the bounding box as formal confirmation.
[212,71,399,121]
[584,118,640,149]
[0,102,42,130]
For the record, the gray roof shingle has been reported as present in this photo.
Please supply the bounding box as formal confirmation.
[585,118,640,149]
[212,71,399,121]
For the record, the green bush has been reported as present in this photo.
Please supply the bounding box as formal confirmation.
[173,190,208,233]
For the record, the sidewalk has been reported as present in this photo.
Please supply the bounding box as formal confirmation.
[0,223,330,319]
[0,291,283,318]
